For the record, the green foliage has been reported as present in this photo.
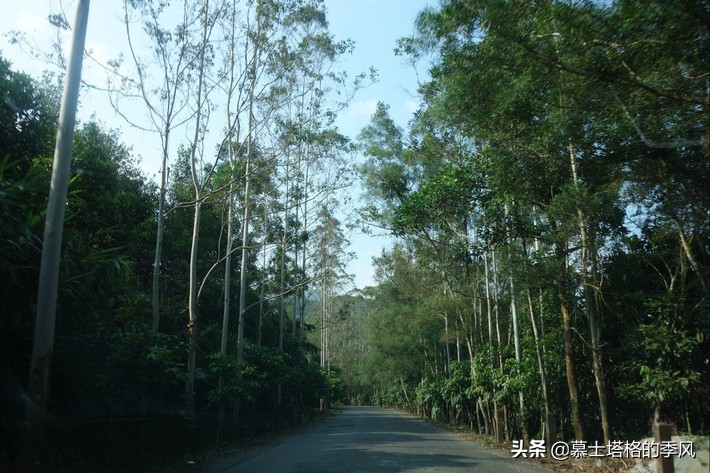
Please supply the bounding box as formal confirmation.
[325,368,347,404]
[97,328,185,404]
[358,102,413,225]
[392,161,475,235]
[617,296,704,413]
[0,56,57,166]
[206,352,258,404]
[2,1,709,469]
[352,0,709,442]
[415,376,446,418]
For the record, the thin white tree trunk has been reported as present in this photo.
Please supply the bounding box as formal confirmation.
[237,25,259,365]
[299,160,309,349]
[279,146,290,351]
[236,129,252,364]
[185,0,210,422]
[221,191,234,354]
[186,202,202,420]
[151,133,168,331]
[257,241,266,346]
[569,141,610,444]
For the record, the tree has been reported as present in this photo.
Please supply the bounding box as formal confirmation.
[28,0,90,409]
[184,0,216,423]
[352,0,708,443]
[110,0,207,331]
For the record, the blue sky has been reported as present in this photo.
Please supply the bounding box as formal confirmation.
[323,0,433,289]
[0,0,433,289]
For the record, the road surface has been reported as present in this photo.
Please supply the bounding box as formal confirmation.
[204,406,549,473]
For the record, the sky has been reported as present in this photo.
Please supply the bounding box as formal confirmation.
[0,0,433,290]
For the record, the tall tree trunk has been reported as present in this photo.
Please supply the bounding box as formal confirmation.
[279,155,290,351]
[554,238,585,440]
[236,119,253,365]
[529,211,555,442]
[151,133,168,331]
[492,248,508,441]
[527,288,554,443]
[569,142,610,444]
[492,249,503,372]
[484,252,494,350]
[291,175,299,340]
[279,232,286,350]
[257,242,266,346]
[29,0,90,411]
[120,0,195,332]
[276,154,290,426]
[552,26,590,441]
[236,17,260,417]
[185,0,210,422]
[483,250,503,441]
[443,312,451,374]
[510,276,528,442]
[186,202,202,421]
[217,0,240,439]
[217,183,234,442]
[299,160,310,349]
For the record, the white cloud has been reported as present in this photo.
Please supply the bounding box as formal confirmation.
[347,98,378,120]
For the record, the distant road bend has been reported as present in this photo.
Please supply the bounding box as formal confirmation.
[206,406,548,473]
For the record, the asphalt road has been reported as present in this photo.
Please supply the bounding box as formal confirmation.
[205,406,549,473]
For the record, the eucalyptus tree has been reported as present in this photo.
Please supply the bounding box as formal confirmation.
[358,102,412,229]
[216,0,244,381]
[210,0,302,367]
[267,3,365,349]
[109,0,207,331]
[202,0,289,431]
[235,0,261,372]
[214,0,283,370]
[28,0,90,409]
[192,0,363,428]
[183,0,221,422]
[312,199,353,371]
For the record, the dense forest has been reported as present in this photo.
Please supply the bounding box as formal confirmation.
[1,0,708,471]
